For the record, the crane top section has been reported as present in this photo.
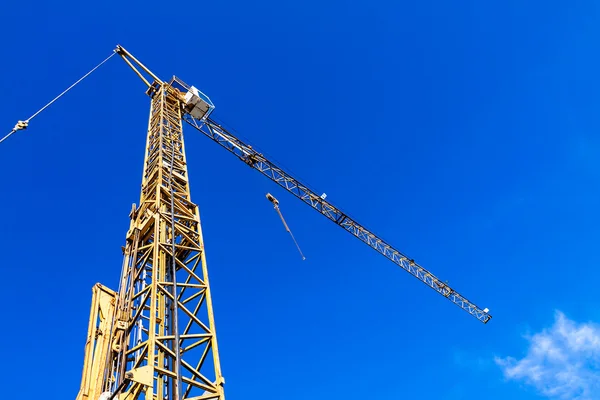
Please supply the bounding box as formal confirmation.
[114,43,492,324]
[115,45,215,120]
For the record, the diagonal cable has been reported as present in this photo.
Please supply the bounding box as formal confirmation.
[1,51,116,145]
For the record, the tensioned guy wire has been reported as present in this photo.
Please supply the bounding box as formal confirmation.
[0,51,116,145]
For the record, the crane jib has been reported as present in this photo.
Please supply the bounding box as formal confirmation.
[183,114,492,325]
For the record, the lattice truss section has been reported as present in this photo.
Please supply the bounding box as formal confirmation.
[108,83,225,400]
[183,114,491,324]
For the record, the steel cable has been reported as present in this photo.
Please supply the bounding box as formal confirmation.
[0,51,116,145]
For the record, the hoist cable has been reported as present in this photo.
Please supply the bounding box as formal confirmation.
[266,194,306,261]
[0,51,117,145]
[274,204,306,260]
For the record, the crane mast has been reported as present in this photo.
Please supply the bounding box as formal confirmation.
[76,47,224,400]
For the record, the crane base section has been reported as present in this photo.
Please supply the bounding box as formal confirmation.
[76,283,117,400]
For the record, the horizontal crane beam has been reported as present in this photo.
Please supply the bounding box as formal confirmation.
[183,114,492,324]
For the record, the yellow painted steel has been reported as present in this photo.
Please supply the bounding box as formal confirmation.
[76,48,225,399]
[76,284,117,400]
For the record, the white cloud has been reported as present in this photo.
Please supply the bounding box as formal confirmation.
[496,311,600,400]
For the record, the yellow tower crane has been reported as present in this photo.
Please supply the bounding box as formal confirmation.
[6,45,491,400]
[76,46,225,400]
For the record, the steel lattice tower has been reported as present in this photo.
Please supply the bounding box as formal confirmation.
[77,79,224,400]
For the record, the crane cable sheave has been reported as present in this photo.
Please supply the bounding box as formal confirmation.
[266,193,279,206]
[115,44,163,91]
[115,44,215,121]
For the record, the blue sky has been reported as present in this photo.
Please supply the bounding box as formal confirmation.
[1,1,600,399]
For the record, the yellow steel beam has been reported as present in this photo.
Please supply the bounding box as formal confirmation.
[76,284,117,400]
[76,80,225,400]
